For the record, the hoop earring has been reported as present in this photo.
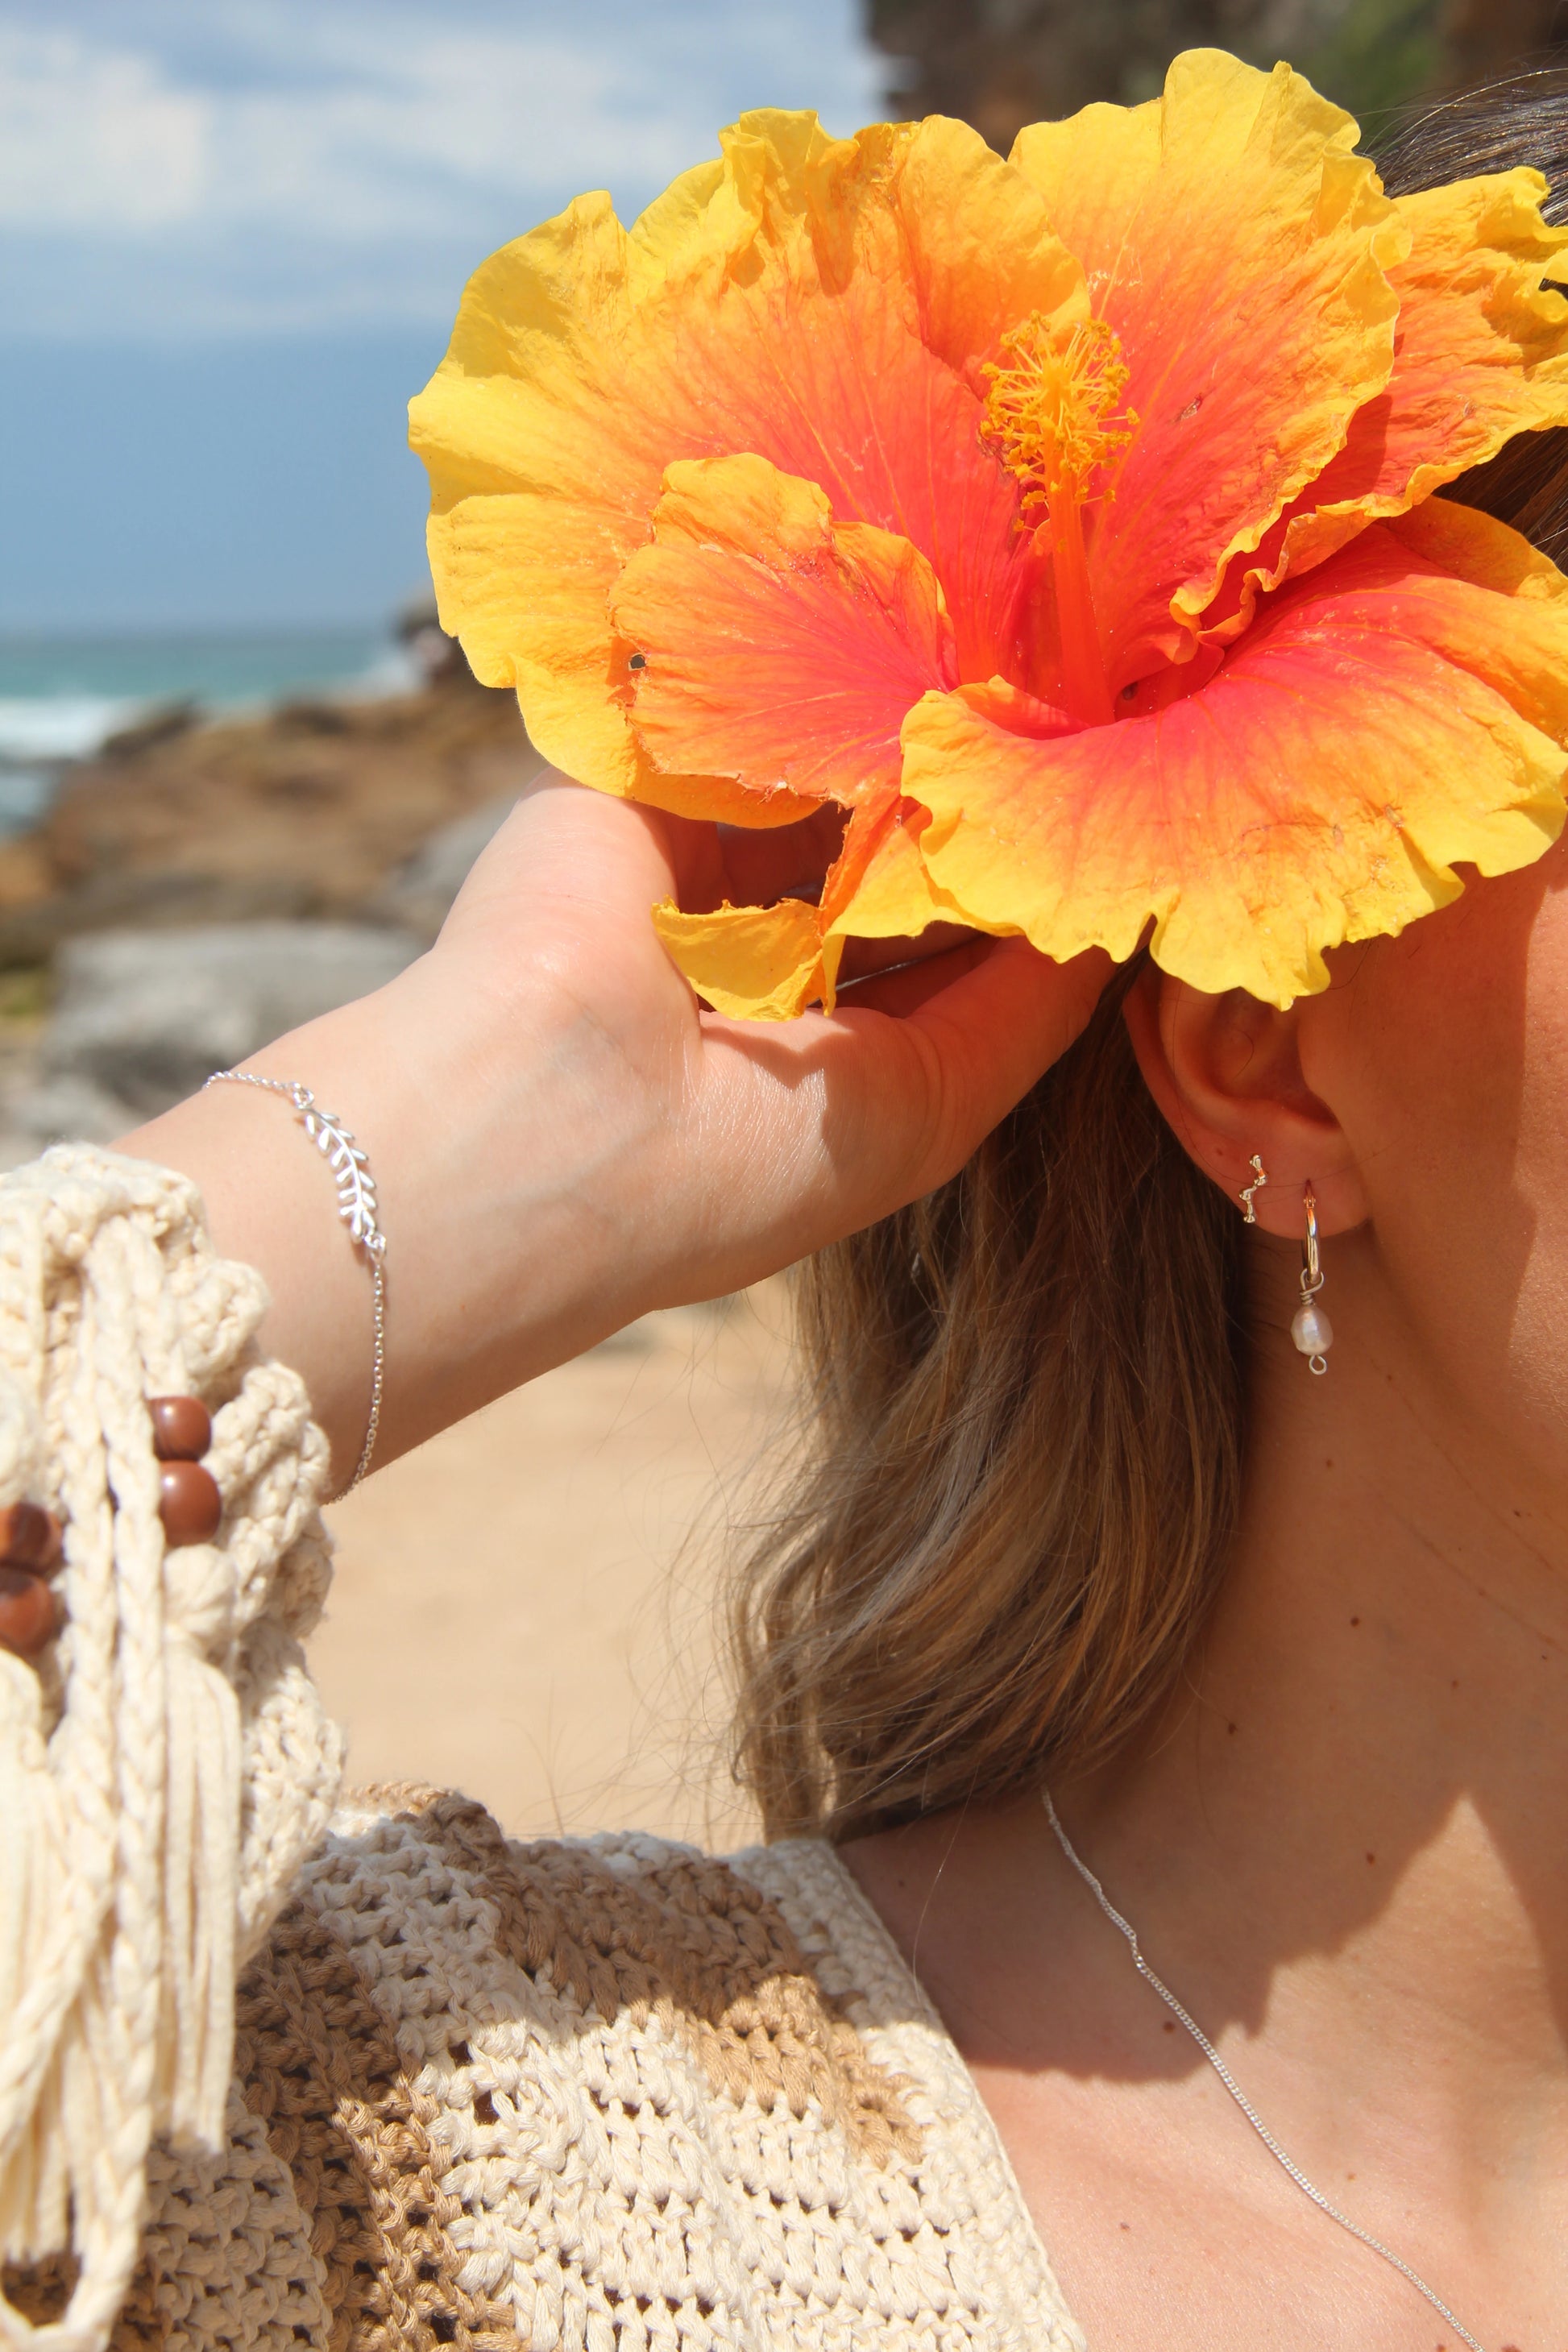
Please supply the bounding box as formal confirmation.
[1292,1184,1332,1375]
[1238,1154,1268,1222]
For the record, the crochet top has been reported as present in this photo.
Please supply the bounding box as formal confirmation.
[0,1149,1085,2352]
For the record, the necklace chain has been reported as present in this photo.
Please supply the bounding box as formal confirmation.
[1042,1790,1486,2352]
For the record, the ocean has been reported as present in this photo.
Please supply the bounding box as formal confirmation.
[0,627,419,834]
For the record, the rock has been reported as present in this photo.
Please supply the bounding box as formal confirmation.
[371,789,519,938]
[0,871,323,968]
[0,672,543,967]
[271,699,353,735]
[97,701,198,761]
[0,840,54,913]
[22,920,425,1134]
[6,1072,131,1151]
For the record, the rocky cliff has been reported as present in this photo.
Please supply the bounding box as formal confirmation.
[0,668,541,967]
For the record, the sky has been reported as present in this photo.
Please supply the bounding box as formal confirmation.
[0,0,884,633]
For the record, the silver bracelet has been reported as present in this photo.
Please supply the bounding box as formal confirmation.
[202,1069,387,1495]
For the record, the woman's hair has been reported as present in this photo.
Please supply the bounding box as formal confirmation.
[727,71,1568,1846]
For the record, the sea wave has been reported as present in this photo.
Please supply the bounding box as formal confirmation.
[337,645,423,701]
[0,695,147,765]
[0,641,425,772]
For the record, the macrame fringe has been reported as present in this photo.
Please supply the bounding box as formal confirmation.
[0,1147,344,2352]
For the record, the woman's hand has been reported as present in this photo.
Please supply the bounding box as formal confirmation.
[118,774,1109,1479]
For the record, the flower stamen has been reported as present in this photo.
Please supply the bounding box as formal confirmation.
[982,313,1138,726]
[982,313,1139,512]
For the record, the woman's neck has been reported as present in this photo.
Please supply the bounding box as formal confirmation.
[1068,1223,1568,2156]
[846,1225,1568,2284]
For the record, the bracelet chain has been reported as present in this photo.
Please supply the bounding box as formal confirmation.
[202,1068,386,1495]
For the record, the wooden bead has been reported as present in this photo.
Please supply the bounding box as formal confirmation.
[0,1500,61,1574]
[0,1566,59,1660]
[149,1395,213,1462]
[158,1460,222,1548]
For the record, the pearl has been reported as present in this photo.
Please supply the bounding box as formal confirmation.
[1291,1300,1333,1357]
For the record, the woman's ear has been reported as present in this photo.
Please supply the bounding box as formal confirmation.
[1122,964,1370,1238]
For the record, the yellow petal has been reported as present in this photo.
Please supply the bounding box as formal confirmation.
[652,896,826,1020]
[653,797,952,1022]
[1338,171,1568,504]
[823,803,952,949]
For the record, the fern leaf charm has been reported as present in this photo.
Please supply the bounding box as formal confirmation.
[202,1066,390,1493]
[301,1105,384,1255]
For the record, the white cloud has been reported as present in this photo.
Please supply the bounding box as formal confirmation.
[0,27,209,229]
[0,0,886,334]
[197,33,721,240]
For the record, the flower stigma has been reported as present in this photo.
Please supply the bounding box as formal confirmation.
[982,313,1138,727]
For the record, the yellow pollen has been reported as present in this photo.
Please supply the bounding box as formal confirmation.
[981,312,1137,512]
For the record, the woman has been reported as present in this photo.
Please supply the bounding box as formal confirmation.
[6,58,1568,2352]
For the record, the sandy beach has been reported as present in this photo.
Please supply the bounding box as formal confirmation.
[312,1283,797,1848]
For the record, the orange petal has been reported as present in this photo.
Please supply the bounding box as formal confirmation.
[899,504,1568,1007]
[1209,168,1568,641]
[652,896,826,1020]
[1010,50,1404,678]
[611,455,955,810]
[412,114,1084,819]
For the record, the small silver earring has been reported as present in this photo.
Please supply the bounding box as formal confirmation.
[1238,1154,1267,1222]
[1291,1184,1332,1375]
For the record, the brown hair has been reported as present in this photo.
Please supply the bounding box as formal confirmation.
[728,73,1568,1844]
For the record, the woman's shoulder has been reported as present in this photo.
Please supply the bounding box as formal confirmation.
[48,1786,1080,2352]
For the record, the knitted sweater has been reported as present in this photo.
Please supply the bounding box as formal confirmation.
[0,1149,1085,2352]
[20,1790,1086,2352]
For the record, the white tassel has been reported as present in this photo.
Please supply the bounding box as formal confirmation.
[0,1147,344,2352]
[156,1558,243,2142]
[0,1652,74,2263]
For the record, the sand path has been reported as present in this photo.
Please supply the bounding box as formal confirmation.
[313,1287,794,1845]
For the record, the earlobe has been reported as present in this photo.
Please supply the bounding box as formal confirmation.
[1122,963,1370,1236]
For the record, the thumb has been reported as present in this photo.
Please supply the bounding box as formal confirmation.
[837,935,1115,1205]
[698,936,1114,1267]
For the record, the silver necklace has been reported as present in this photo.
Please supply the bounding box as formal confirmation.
[1042,1790,1486,2352]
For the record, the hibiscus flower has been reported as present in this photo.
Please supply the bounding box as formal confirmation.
[411,48,1568,1016]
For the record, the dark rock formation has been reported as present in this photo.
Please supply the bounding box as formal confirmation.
[865,0,1568,146]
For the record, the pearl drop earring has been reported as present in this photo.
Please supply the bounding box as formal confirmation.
[1292,1183,1332,1374]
